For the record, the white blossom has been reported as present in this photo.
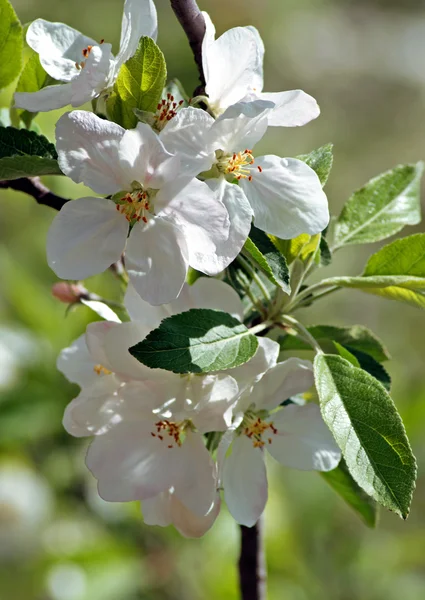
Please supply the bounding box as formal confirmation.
[201,12,320,126]
[14,0,157,112]
[47,111,232,305]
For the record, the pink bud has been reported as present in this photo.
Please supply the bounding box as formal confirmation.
[51,282,87,304]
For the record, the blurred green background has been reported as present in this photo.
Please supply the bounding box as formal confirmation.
[1,0,425,598]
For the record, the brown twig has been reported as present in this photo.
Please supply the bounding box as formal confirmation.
[239,518,267,600]
[0,177,69,211]
[170,0,207,95]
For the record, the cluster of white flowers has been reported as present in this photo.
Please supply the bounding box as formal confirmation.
[18,0,340,536]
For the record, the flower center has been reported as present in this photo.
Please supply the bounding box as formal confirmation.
[216,149,260,181]
[153,93,184,131]
[241,412,278,448]
[150,419,190,449]
[93,364,112,376]
[75,39,105,70]
[114,188,153,224]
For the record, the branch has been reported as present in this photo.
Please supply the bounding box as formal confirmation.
[238,518,267,600]
[0,177,69,211]
[170,0,206,94]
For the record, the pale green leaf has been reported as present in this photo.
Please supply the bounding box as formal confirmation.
[108,36,166,129]
[298,143,333,187]
[243,225,290,293]
[321,458,378,527]
[333,163,423,247]
[333,342,360,367]
[0,0,23,90]
[314,354,416,518]
[13,50,51,127]
[129,308,259,374]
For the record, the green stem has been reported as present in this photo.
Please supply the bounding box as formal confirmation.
[237,255,271,303]
[249,321,274,336]
[279,315,323,354]
[286,281,339,312]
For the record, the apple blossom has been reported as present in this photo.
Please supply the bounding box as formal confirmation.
[14,0,157,112]
[160,101,329,239]
[47,110,232,305]
[201,11,320,126]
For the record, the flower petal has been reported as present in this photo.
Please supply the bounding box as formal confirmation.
[69,44,113,106]
[190,374,239,433]
[14,83,74,112]
[202,14,264,114]
[259,90,320,127]
[118,123,180,190]
[210,99,272,152]
[223,435,268,526]
[142,491,172,527]
[170,491,221,538]
[250,358,314,411]
[80,299,121,323]
[240,155,330,238]
[231,337,280,401]
[267,403,341,471]
[102,321,157,381]
[124,276,243,328]
[173,431,216,517]
[125,217,189,305]
[56,111,127,194]
[85,321,120,371]
[159,178,229,275]
[26,19,97,81]
[116,0,158,70]
[57,334,97,387]
[46,198,128,280]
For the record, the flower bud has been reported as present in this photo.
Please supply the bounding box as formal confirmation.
[51,282,87,304]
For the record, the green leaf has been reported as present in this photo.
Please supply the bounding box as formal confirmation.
[243,225,290,293]
[108,36,166,129]
[319,235,332,266]
[314,354,416,518]
[321,458,378,527]
[0,0,23,90]
[298,143,333,187]
[279,324,390,362]
[333,342,360,367]
[129,308,259,374]
[364,232,425,278]
[13,51,50,127]
[344,346,391,391]
[0,126,61,179]
[333,163,423,247]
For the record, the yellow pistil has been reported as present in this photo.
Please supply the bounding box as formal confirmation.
[93,364,112,376]
[242,412,278,448]
[115,190,152,224]
[150,419,191,449]
[153,93,184,131]
[216,149,256,181]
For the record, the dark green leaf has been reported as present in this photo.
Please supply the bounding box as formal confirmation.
[334,163,423,247]
[107,36,166,129]
[243,224,290,293]
[314,354,416,518]
[0,126,61,179]
[344,346,391,391]
[129,308,259,374]
[298,143,333,187]
[0,0,23,89]
[321,458,378,527]
[319,235,332,266]
[279,324,390,362]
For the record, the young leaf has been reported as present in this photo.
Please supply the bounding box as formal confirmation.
[297,143,333,187]
[0,126,61,178]
[129,308,259,374]
[321,458,378,528]
[268,233,310,265]
[314,354,416,518]
[13,51,50,128]
[0,0,23,90]
[243,225,290,293]
[364,233,425,278]
[333,342,360,367]
[108,36,166,129]
[279,324,390,362]
[333,163,423,248]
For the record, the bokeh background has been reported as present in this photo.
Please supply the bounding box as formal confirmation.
[1,0,425,598]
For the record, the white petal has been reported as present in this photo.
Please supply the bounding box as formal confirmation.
[102,321,156,381]
[86,421,181,501]
[62,374,122,437]
[56,111,127,194]
[210,99,271,152]
[142,491,172,527]
[203,17,265,114]
[267,403,341,471]
[125,217,189,305]
[204,179,253,272]
[57,334,97,387]
[46,198,128,280]
[201,12,216,85]
[223,436,268,527]
[69,44,113,106]
[250,358,315,411]
[259,90,320,127]
[240,156,330,238]
[14,83,74,112]
[191,374,239,433]
[124,276,243,328]
[26,19,97,81]
[159,178,229,275]
[116,0,158,70]
[85,321,120,371]
[173,431,216,517]
[159,107,215,175]
[80,299,121,323]
[170,491,221,538]
[231,337,280,400]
